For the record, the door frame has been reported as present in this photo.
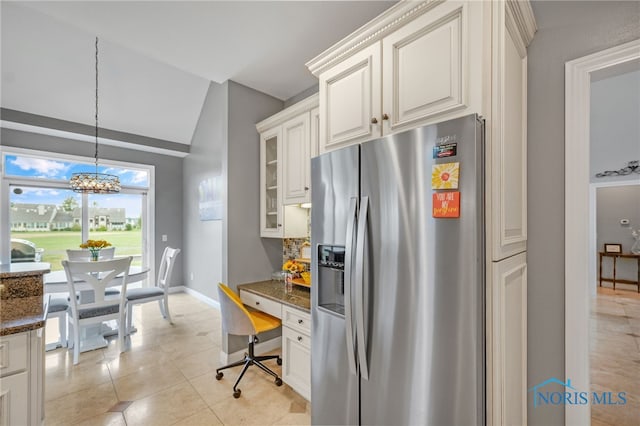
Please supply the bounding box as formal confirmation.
[564,38,640,426]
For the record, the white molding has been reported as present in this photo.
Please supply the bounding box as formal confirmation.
[256,94,318,133]
[306,0,441,77]
[174,285,221,310]
[505,0,537,47]
[565,38,640,426]
[219,336,281,366]
[0,121,189,158]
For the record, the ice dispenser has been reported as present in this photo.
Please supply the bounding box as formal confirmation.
[317,245,346,316]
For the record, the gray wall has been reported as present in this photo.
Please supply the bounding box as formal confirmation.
[596,185,640,281]
[527,1,640,425]
[183,81,228,298]
[0,127,184,283]
[226,81,283,288]
[183,80,283,355]
[591,70,640,183]
[283,83,319,109]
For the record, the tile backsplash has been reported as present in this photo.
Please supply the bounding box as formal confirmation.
[283,238,308,265]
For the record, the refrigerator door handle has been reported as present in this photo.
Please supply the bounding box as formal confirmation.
[344,197,358,376]
[355,195,370,380]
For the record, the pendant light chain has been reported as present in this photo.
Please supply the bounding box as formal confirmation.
[68,36,120,193]
[95,37,99,174]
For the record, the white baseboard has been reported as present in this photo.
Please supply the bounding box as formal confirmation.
[169,285,220,310]
[219,337,282,365]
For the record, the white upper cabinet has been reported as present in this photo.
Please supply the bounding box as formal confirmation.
[310,1,486,154]
[259,127,284,238]
[257,95,318,238]
[319,43,381,153]
[490,1,530,260]
[282,113,311,204]
[382,1,466,134]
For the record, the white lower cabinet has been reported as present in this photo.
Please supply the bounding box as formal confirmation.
[281,306,310,400]
[489,252,527,426]
[0,329,44,426]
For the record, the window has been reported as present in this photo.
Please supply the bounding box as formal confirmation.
[1,149,153,273]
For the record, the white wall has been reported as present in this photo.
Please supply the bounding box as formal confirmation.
[590,69,640,183]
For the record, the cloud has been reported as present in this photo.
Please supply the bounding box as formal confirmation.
[100,167,147,185]
[130,171,148,184]
[10,157,69,177]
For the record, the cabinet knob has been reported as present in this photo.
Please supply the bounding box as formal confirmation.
[304,187,309,191]
[370,117,378,124]
[297,336,303,342]
[382,113,389,120]
[255,301,260,305]
[298,319,304,325]
[277,224,282,227]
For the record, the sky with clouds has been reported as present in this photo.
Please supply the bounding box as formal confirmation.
[6,155,146,217]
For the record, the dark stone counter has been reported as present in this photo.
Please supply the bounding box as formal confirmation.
[238,280,310,313]
[0,263,50,335]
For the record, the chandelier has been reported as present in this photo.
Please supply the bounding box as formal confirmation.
[69,37,121,193]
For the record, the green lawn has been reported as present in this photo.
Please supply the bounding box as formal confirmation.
[13,230,142,271]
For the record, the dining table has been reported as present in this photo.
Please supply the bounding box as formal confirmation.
[43,264,150,352]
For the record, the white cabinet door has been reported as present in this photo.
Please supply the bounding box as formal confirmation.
[310,107,320,159]
[319,43,381,153]
[0,371,29,426]
[282,326,310,401]
[382,1,466,134]
[489,252,527,426]
[282,113,311,205]
[260,127,283,237]
[490,2,528,261]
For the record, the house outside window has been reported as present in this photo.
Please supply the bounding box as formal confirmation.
[0,149,154,272]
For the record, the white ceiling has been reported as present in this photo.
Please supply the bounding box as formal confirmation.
[1,1,395,146]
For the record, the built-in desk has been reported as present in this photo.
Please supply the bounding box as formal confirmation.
[237,280,311,400]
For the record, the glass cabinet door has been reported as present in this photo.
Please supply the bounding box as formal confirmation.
[261,128,282,237]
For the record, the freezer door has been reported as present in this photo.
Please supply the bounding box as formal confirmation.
[359,115,485,425]
[311,145,360,426]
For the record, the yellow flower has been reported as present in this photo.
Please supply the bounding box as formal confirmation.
[79,239,112,249]
[431,162,460,189]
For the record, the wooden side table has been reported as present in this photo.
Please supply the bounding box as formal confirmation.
[598,252,640,292]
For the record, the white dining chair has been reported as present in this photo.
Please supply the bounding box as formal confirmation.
[45,296,69,350]
[62,257,132,365]
[126,247,180,333]
[67,248,119,297]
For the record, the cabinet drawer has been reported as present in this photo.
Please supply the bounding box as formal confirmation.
[282,305,311,335]
[283,325,310,350]
[0,333,28,378]
[239,290,282,319]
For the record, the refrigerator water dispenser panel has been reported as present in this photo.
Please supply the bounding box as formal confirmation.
[317,245,346,316]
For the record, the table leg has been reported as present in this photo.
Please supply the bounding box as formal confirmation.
[599,253,603,287]
[613,256,617,291]
[637,258,639,293]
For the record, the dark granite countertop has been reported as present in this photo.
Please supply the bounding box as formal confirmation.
[0,296,47,336]
[238,280,310,313]
[0,263,50,335]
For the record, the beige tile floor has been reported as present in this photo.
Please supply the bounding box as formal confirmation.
[44,292,310,426]
[590,287,640,426]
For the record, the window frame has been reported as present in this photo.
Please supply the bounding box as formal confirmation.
[0,146,155,285]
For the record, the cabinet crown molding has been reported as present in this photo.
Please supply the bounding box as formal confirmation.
[306,0,440,77]
[506,0,537,47]
[256,93,318,133]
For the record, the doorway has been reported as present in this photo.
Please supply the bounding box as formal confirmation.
[565,39,640,425]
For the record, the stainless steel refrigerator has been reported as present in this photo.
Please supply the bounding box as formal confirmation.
[311,114,485,426]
